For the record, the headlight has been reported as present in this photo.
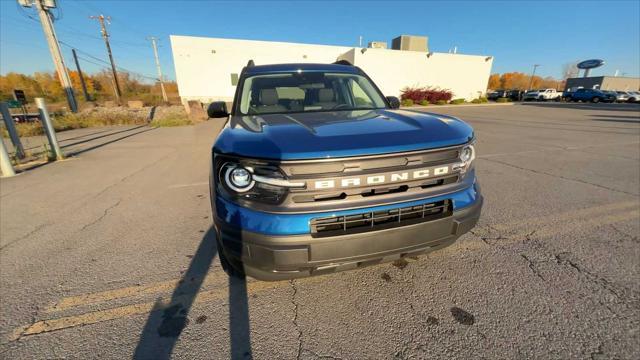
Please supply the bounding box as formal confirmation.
[215,157,304,205]
[452,144,475,176]
[223,164,255,192]
[460,146,473,162]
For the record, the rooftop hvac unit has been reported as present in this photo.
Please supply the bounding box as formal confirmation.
[368,41,387,49]
[391,35,429,52]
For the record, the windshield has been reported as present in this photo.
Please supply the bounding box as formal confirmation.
[238,72,387,115]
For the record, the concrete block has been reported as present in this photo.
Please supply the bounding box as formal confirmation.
[187,100,207,122]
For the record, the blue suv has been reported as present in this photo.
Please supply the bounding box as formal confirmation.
[207,62,483,280]
[567,88,616,103]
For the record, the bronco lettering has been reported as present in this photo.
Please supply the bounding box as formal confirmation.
[312,165,452,190]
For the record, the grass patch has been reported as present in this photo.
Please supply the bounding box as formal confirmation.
[1,122,43,138]
[450,98,466,105]
[400,99,414,107]
[149,118,192,127]
[435,100,447,105]
[496,97,511,103]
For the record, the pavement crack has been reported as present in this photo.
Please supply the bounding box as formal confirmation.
[0,223,50,252]
[89,152,171,200]
[554,253,638,306]
[289,280,303,360]
[480,157,639,196]
[520,254,546,281]
[470,224,507,245]
[80,199,122,231]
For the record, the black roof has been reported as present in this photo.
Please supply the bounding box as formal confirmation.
[243,63,358,75]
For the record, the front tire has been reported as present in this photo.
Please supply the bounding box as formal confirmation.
[591,97,601,103]
[216,237,246,278]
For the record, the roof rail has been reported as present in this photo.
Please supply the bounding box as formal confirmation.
[333,59,353,66]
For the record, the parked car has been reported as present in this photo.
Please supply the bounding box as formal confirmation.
[626,91,640,103]
[207,62,483,280]
[507,90,524,101]
[522,89,562,101]
[487,90,508,101]
[613,91,630,103]
[567,88,616,103]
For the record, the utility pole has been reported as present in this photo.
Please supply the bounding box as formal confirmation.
[23,0,78,113]
[90,14,122,104]
[147,36,168,103]
[71,49,91,101]
[527,64,540,91]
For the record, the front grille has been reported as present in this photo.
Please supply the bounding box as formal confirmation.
[310,200,452,237]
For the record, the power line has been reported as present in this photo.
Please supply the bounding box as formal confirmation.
[75,55,109,69]
[59,41,158,81]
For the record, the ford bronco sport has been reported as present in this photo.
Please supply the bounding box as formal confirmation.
[208,62,483,280]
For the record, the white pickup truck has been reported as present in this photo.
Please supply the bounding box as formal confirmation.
[522,89,562,101]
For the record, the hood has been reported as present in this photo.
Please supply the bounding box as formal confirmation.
[213,109,474,160]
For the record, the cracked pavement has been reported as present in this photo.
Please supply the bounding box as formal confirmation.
[1,102,639,359]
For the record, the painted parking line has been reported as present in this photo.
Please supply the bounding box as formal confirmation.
[15,280,289,339]
[45,272,227,313]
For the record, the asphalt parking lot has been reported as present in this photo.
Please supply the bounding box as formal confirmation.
[1,102,639,359]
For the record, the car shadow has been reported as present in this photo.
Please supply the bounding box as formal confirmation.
[520,102,640,112]
[133,227,253,359]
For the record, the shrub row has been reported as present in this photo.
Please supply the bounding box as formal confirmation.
[400,87,453,104]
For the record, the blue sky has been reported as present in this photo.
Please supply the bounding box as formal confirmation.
[1,0,639,82]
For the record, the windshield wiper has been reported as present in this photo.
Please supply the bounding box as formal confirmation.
[283,115,317,134]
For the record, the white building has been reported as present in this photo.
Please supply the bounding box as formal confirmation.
[170,35,494,104]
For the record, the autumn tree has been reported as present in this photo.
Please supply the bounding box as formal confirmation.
[487,73,501,90]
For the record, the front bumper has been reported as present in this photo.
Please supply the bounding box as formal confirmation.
[214,184,483,281]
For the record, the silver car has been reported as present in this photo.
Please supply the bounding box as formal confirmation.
[626,91,640,103]
[615,91,630,102]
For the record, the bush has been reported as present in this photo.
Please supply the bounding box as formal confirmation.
[419,100,430,106]
[435,100,447,105]
[451,98,465,105]
[400,86,453,104]
[479,97,489,103]
[471,99,482,104]
[400,99,414,107]
[496,97,511,103]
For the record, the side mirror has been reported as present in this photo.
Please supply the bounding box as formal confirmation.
[386,96,400,109]
[207,101,229,118]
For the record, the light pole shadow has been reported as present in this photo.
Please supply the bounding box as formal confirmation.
[133,227,253,359]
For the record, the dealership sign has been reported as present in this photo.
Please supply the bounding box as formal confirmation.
[577,59,605,69]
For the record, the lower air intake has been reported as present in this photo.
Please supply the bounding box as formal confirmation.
[310,200,452,237]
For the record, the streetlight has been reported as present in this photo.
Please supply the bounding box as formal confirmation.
[527,64,540,91]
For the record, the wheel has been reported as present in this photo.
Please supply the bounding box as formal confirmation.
[591,97,601,103]
[538,96,545,102]
[565,96,572,102]
[216,237,246,278]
